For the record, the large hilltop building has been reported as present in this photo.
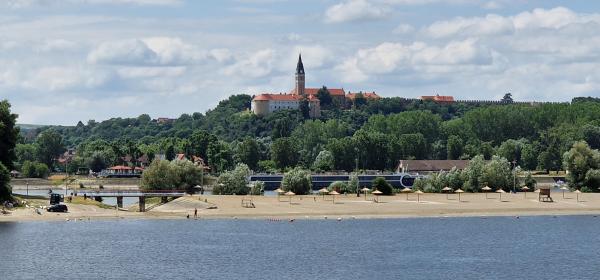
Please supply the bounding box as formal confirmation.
[251,55,379,117]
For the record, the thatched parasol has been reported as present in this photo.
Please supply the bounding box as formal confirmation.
[442,187,452,200]
[574,189,582,202]
[415,190,424,202]
[284,191,295,204]
[275,188,285,201]
[361,187,371,200]
[560,186,569,198]
[521,186,530,198]
[372,190,383,203]
[482,186,492,199]
[454,189,464,202]
[329,190,340,204]
[496,189,506,201]
[401,187,413,200]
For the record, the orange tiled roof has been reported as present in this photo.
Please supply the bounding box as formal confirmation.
[421,95,455,102]
[253,93,301,101]
[347,91,380,100]
[305,88,345,96]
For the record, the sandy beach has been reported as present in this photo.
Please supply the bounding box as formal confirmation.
[2,190,600,222]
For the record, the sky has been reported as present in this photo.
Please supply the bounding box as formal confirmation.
[1,0,600,125]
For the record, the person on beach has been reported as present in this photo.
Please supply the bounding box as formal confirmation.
[194,208,197,218]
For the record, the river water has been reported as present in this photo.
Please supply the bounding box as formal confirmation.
[1,216,599,279]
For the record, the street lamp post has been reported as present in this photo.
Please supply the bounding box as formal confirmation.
[512,160,517,193]
[355,148,360,197]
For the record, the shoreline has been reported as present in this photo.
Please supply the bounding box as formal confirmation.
[2,210,600,223]
[3,192,600,223]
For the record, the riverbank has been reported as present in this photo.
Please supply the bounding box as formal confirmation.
[2,191,600,222]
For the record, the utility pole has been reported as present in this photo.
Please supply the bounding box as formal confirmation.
[512,160,517,193]
[355,148,360,197]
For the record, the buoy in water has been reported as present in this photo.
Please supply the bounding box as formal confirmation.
[337,218,342,221]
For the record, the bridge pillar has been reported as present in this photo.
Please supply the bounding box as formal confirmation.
[139,196,146,212]
[117,196,123,208]
[161,196,168,203]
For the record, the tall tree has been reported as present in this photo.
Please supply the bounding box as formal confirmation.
[235,138,260,171]
[563,141,600,189]
[271,137,299,170]
[0,100,19,170]
[501,93,514,103]
[446,135,464,160]
[316,86,333,109]
[36,129,65,168]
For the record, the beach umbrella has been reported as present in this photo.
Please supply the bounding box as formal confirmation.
[415,190,424,203]
[361,187,371,200]
[560,186,569,198]
[521,186,530,198]
[275,188,285,201]
[329,190,340,204]
[284,191,295,204]
[318,188,329,199]
[401,187,413,200]
[442,187,452,200]
[496,189,506,201]
[482,186,492,199]
[454,189,464,202]
[574,189,581,202]
[372,190,383,203]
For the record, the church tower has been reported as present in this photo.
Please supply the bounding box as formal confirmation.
[295,54,305,96]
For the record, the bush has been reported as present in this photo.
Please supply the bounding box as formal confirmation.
[79,182,85,189]
[21,161,50,179]
[372,177,393,195]
[328,181,351,194]
[214,163,250,195]
[141,159,203,192]
[282,167,312,195]
[258,160,277,173]
[250,181,264,195]
[0,163,11,202]
[312,150,334,172]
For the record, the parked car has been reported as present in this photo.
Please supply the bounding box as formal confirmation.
[47,204,68,213]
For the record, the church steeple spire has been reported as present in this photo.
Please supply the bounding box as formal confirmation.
[295,53,305,95]
[296,54,304,75]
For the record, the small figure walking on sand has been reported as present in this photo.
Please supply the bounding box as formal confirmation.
[194,208,198,218]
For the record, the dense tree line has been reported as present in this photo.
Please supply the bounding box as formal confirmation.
[13,96,600,183]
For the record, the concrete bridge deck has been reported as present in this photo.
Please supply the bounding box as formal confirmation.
[75,189,187,212]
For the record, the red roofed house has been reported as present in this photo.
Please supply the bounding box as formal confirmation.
[252,55,321,118]
[346,91,380,101]
[252,55,376,117]
[421,94,455,103]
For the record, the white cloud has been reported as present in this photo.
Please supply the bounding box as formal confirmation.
[88,37,207,66]
[426,14,514,38]
[223,49,275,78]
[5,0,181,8]
[325,0,390,23]
[88,39,158,65]
[35,39,80,53]
[482,1,501,10]
[393,24,414,34]
[22,66,116,91]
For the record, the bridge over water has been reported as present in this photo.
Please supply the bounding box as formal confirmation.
[75,189,187,212]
